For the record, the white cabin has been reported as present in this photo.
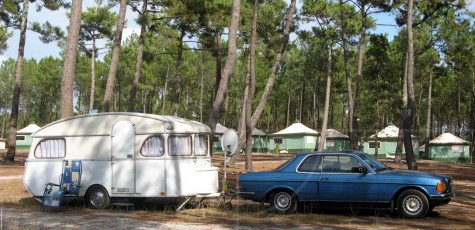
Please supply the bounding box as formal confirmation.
[23,113,219,209]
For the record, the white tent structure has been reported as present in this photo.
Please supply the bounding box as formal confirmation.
[269,122,319,153]
[429,133,470,163]
[16,124,41,149]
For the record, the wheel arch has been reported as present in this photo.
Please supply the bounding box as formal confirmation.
[264,186,298,203]
[392,186,430,204]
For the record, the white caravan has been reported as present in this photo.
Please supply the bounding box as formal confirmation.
[23,112,219,209]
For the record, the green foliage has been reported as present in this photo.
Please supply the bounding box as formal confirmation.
[1,0,472,143]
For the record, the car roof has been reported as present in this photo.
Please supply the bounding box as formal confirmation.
[296,151,363,156]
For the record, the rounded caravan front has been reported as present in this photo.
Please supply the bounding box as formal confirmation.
[23,112,219,209]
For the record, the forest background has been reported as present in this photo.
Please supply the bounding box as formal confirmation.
[0,0,474,169]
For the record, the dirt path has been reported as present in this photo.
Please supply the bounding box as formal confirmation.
[2,154,475,229]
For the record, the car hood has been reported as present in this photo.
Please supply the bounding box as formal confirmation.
[377,169,449,184]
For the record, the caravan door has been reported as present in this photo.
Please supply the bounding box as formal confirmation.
[111,120,135,194]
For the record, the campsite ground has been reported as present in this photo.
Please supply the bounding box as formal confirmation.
[1,150,475,229]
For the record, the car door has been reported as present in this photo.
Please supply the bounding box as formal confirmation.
[293,155,322,201]
[318,154,378,202]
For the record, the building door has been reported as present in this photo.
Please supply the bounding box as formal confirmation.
[111,120,135,194]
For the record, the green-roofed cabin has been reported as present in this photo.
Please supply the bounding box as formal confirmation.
[269,122,319,154]
[0,138,6,150]
[321,129,350,151]
[251,128,268,153]
[429,133,470,164]
[16,124,41,150]
[212,123,228,152]
[363,125,419,159]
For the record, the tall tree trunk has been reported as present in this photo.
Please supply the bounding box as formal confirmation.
[102,0,127,112]
[1,84,9,138]
[404,0,418,170]
[214,29,222,101]
[424,65,433,159]
[238,59,250,159]
[128,1,148,112]
[318,41,333,151]
[245,0,259,172]
[200,67,204,122]
[208,0,241,156]
[339,0,355,150]
[250,0,296,129]
[229,0,296,164]
[286,81,291,127]
[161,65,169,114]
[60,0,82,118]
[470,68,475,164]
[4,0,29,162]
[173,31,185,116]
[395,54,408,163]
[354,11,366,151]
[89,39,96,112]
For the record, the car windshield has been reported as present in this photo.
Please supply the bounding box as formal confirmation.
[358,153,390,172]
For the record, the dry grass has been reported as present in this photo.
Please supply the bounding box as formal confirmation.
[1,151,475,229]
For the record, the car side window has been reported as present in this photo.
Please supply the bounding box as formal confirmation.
[299,155,322,172]
[339,156,363,172]
[322,155,363,173]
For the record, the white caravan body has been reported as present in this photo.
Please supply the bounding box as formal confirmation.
[23,113,218,208]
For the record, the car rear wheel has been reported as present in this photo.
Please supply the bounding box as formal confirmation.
[397,189,429,219]
[270,191,297,214]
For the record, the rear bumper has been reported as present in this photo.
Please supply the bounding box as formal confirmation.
[238,191,255,200]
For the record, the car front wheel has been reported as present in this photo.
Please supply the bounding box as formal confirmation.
[397,189,429,218]
[270,191,297,214]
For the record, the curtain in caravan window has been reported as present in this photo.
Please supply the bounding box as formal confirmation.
[34,139,66,158]
[169,136,191,156]
[195,135,208,156]
[141,136,164,156]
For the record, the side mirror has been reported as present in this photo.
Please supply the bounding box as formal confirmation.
[352,166,367,174]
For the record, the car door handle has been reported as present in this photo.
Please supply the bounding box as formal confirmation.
[320,178,328,181]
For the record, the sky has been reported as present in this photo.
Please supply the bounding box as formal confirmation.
[0,1,474,64]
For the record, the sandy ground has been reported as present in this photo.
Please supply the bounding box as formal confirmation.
[1,151,475,229]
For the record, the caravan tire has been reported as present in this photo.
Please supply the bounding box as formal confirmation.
[86,185,110,209]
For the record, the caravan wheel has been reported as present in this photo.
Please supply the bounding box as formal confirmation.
[86,185,110,209]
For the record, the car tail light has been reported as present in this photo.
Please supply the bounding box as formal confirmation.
[436,180,446,192]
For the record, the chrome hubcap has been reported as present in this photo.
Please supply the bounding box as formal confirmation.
[91,190,105,207]
[403,195,422,215]
[275,192,291,210]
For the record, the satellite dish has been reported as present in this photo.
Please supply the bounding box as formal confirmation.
[221,128,238,155]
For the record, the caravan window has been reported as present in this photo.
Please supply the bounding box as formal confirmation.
[141,136,164,157]
[195,135,209,156]
[169,135,192,156]
[34,139,66,158]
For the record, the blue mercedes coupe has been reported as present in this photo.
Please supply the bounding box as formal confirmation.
[238,151,454,218]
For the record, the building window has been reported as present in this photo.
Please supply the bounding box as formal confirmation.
[326,140,335,147]
[34,139,65,158]
[16,135,26,141]
[214,136,219,142]
[195,135,209,156]
[169,135,192,156]
[274,137,283,145]
[369,141,381,149]
[452,145,464,153]
[141,136,164,157]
